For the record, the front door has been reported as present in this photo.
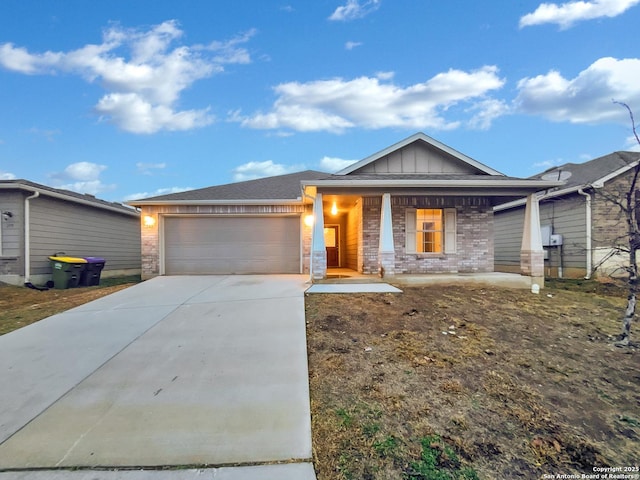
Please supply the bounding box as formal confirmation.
[324,226,339,267]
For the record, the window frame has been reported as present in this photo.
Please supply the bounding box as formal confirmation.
[406,207,456,255]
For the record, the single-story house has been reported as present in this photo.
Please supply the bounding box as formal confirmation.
[130,133,561,284]
[494,151,640,279]
[0,180,141,286]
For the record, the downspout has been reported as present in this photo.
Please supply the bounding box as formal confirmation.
[24,191,40,283]
[578,188,592,279]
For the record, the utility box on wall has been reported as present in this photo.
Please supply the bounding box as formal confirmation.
[550,234,563,246]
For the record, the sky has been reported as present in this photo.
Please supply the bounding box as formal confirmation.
[1,0,639,202]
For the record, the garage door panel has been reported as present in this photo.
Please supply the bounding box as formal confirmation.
[164,217,300,274]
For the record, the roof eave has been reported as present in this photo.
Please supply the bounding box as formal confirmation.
[127,198,304,207]
[303,179,563,189]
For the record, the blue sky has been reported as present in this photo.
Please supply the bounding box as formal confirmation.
[0,0,639,202]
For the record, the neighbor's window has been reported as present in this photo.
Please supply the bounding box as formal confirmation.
[417,209,443,253]
[406,208,456,254]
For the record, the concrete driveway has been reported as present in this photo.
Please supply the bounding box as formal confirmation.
[0,276,315,479]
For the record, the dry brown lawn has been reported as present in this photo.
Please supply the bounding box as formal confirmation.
[305,281,639,479]
[0,277,139,335]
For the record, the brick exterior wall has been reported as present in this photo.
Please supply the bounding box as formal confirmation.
[591,173,632,249]
[140,204,307,279]
[361,196,494,274]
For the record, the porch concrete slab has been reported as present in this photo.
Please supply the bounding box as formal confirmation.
[392,272,533,289]
[0,275,313,475]
[0,305,176,444]
[0,462,316,479]
[306,283,402,293]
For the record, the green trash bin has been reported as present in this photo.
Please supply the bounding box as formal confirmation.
[48,256,87,289]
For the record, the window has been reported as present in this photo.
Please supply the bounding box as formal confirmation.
[406,208,456,254]
[417,209,443,253]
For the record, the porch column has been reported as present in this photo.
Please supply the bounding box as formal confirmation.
[520,193,544,286]
[378,193,395,277]
[311,193,327,280]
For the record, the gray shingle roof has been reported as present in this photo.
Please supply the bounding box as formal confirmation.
[0,179,138,216]
[531,151,640,191]
[131,170,330,202]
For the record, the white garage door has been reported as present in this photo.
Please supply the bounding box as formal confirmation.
[164,216,301,274]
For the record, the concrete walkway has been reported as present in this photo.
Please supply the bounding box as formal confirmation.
[0,276,315,479]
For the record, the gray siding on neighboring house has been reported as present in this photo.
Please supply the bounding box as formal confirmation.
[0,191,25,276]
[494,193,587,277]
[29,196,141,277]
[539,194,587,275]
[493,207,523,270]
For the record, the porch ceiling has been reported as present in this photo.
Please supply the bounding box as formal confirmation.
[321,194,360,217]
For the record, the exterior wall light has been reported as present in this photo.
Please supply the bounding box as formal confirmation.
[331,202,338,216]
[143,215,156,227]
[304,214,315,227]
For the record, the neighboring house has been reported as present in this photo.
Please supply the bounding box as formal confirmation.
[494,151,640,279]
[129,133,560,282]
[0,180,141,286]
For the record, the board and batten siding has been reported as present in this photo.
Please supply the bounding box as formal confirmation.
[355,143,477,175]
[29,196,141,277]
[494,193,587,278]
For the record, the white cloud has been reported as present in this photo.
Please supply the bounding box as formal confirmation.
[231,160,302,181]
[234,67,506,133]
[466,99,510,130]
[532,158,567,169]
[319,156,357,172]
[625,135,640,151]
[49,161,114,195]
[329,0,381,21]
[345,41,363,50]
[136,162,167,175]
[123,186,192,201]
[95,93,213,134]
[0,171,16,180]
[515,57,640,124]
[520,0,640,29]
[61,161,106,181]
[0,21,254,134]
[27,128,61,141]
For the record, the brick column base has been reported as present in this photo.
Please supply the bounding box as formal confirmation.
[379,251,395,278]
[312,251,327,281]
[521,250,545,287]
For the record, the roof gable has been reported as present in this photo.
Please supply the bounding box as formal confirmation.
[338,132,504,176]
[0,179,138,217]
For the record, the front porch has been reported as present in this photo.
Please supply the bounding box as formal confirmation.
[317,267,534,289]
[306,192,545,287]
